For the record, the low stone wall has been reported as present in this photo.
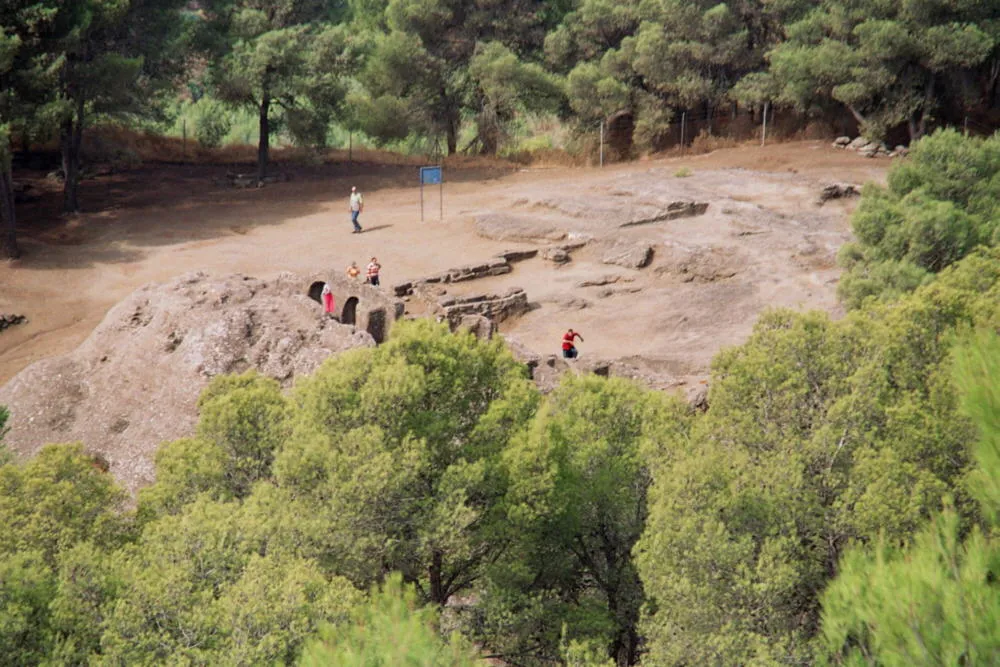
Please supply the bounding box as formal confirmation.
[393,249,539,297]
[440,287,529,326]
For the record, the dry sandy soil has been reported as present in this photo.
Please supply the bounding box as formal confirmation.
[1,141,889,390]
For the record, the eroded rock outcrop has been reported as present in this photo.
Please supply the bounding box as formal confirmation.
[602,243,654,269]
[0,272,374,494]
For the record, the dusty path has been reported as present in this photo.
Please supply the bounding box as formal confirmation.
[0,141,889,386]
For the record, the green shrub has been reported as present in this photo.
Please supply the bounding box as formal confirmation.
[0,405,9,466]
[300,574,483,666]
[194,98,232,149]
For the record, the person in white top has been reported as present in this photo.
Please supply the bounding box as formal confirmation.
[349,186,364,233]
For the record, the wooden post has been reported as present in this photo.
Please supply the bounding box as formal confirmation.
[680,112,686,154]
[349,132,353,163]
[420,180,424,222]
[599,119,604,168]
[182,118,186,162]
[964,116,969,136]
[761,101,769,147]
[439,176,443,220]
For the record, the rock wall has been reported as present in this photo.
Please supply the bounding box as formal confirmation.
[440,288,529,326]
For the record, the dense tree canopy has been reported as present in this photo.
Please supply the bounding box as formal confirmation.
[202,0,362,179]
[3,0,1000,252]
[767,0,1000,141]
[636,246,1000,664]
[839,128,1000,308]
[818,331,1000,666]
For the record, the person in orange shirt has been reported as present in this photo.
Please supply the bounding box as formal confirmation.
[346,261,361,280]
[562,328,583,359]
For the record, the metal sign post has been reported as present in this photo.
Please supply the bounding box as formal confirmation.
[419,165,443,221]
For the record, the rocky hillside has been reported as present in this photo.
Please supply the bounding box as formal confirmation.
[0,272,373,493]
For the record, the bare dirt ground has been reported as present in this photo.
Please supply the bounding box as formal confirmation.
[0,141,889,390]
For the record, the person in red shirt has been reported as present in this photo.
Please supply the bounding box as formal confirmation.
[366,257,381,286]
[562,328,583,359]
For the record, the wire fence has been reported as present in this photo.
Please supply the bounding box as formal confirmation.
[595,105,1000,163]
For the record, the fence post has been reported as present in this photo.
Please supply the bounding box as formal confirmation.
[964,116,969,136]
[681,111,686,154]
[599,119,604,168]
[349,132,353,163]
[182,118,187,163]
[761,101,769,147]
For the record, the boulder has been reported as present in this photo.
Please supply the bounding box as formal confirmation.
[602,243,653,269]
[0,314,27,333]
[542,247,570,263]
[847,136,868,150]
[859,143,879,158]
[833,136,851,147]
[685,383,709,411]
[547,295,590,310]
[818,183,861,202]
[495,249,538,263]
[456,314,496,340]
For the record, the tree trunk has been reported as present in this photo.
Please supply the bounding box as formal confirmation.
[0,166,19,259]
[988,59,1000,108]
[60,103,83,214]
[257,92,270,183]
[446,117,458,156]
[429,550,445,605]
[845,104,868,132]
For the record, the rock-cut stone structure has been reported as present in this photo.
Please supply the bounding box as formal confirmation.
[304,272,405,344]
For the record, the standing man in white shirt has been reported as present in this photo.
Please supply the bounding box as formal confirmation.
[349,185,364,233]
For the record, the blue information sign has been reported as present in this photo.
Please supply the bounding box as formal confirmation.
[419,166,443,220]
[420,166,442,185]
